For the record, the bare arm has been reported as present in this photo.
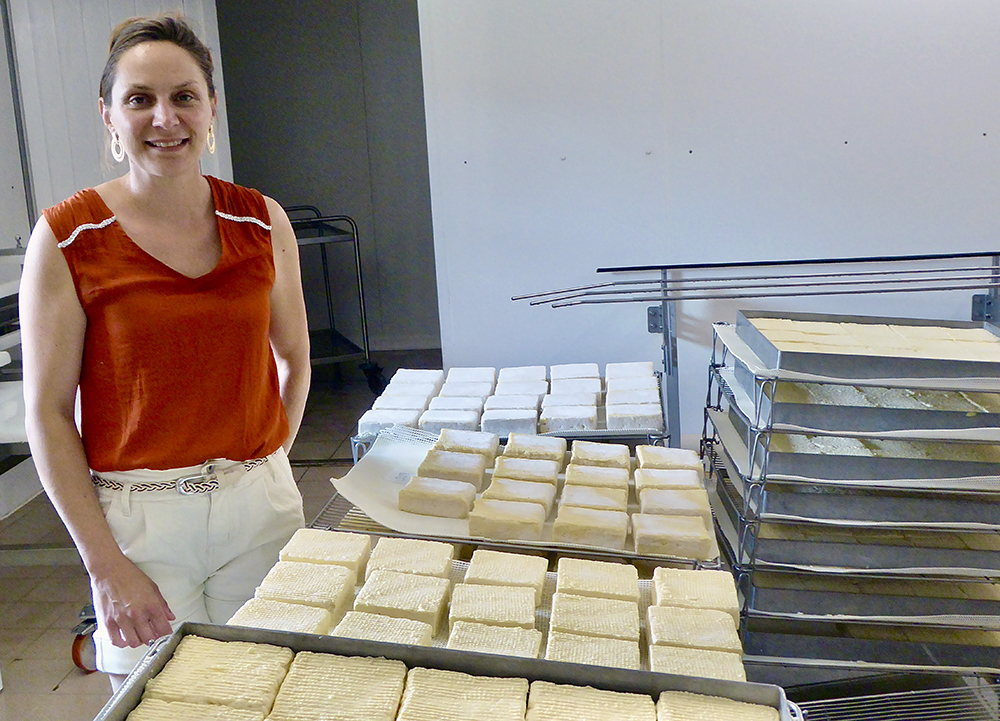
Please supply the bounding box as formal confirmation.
[20,217,173,648]
[265,197,311,453]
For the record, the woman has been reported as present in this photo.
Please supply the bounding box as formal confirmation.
[19,15,310,686]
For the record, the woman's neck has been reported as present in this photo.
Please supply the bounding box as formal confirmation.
[116,169,211,219]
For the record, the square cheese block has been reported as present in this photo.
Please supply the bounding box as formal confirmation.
[125,699,264,721]
[648,645,746,682]
[657,691,779,721]
[357,409,422,436]
[544,630,640,670]
[606,404,664,431]
[372,394,432,411]
[267,651,407,721]
[502,433,567,467]
[428,395,484,412]
[463,549,549,605]
[390,368,445,389]
[382,381,440,400]
[417,449,488,491]
[143,636,292,711]
[605,361,655,379]
[555,557,639,603]
[550,377,603,398]
[569,440,630,469]
[540,393,597,408]
[484,394,540,411]
[647,605,742,652]
[605,374,658,392]
[549,362,600,381]
[653,567,740,624]
[633,514,715,560]
[279,528,371,577]
[331,610,433,647]
[481,477,557,516]
[492,456,560,485]
[418,409,481,434]
[563,464,630,491]
[447,620,542,658]
[549,592,639,641]
[539,405,598,433]
[559,484,628,513]
[552,506,629,550]
[498,365,547,383]
[636,445,704,474]
[526,681,655,721]
[481,409,539,436]
[254,561,355,620]
[438,381,494,403]
[468,498,546,542]
[494,380,550,402]
[227,597,333,635]
[366,537,455,579]
[639,488,712,525]
[353,569,451,635]
[605,388,660,406]
[634,468,703,493]
[448,582,537,630]
[398,476,477,519]
[433,427,500,460]
[445,366,497,387]
[398,667,528,721]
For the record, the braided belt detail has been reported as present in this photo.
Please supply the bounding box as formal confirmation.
[93,457,269,495]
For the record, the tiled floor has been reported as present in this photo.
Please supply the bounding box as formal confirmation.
[0,349,441,720]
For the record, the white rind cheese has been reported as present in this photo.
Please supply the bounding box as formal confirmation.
[433,428,500,461]
[447,620,542,659]
[647,645,746,682]
[498,365,548,383]
[480,409,538,436]
[462,549,549,604]
[357,409,422,436]
[563,464,630,491]
[398,476,478,519]
[544,630,640,670]
[417,450,488,491]
[632,514,715,560]
[418,409,482,434]
[353,569,451,635]
[502,433,568,468]
[606,403,664,431]
[227,598,333,635]
[647,605,742,653]
[539,405,598,433]
[559,485,628,513]
[548,363,600,381]
[492,456,560,485]
[652,567,740,624]
[366,537,455,580]
[331,611,433,647]
[634,468,703,493]
[569,440,630,469]
[638,488,712,525]
[448,582,537,630]
[254,561,355,621]
[555,558,639,603]
[468,498,546,542]
[552,506,628,550]
[481,477,557,516]
[549,592,640,641]
[278,528,371,577]
[445,366,497,387]
[635,445,703,476]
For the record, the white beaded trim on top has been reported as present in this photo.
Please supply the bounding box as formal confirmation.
[215,211,271,231]
[57,216,116,248]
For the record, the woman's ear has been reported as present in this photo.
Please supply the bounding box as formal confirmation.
[99,97,112,133]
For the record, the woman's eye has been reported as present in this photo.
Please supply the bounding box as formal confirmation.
[126,95,149,106]
[175,92,196,103]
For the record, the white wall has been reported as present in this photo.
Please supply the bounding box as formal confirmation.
[9,0,231,216]
[0,7,29,250]
[419,0,1000,446]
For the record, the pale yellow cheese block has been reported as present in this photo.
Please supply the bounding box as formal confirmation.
[526,680,655,721]
[652,567,740,624]
[539,405,599,433]
[432,428,500,462]
[462,549,549,605]
[481,477,557,516]
[447,620,542,659]
[254,561,355,621]
[278,528,372,577]
[638,488,712,526]
[492,456,560,485]
[353,569,451,635]
[366,537,455,580]
[559,485,628,513]
[142,636,292,711]
[635,445,703,477]
[125,698,264,721]
[647,645,746,682]
[398,667,528,721]
[448,582,537,630]
[331,611,434,647]
[267,651,407,721]
[555,557,639,603]
[502,433,568,468]
[647,605,742,653]
[569,440,630,469]
[544,630,640,670]
[632,514,715,560]
[657,691,779,721]
[552,506,628,550]
[227,597,332,635]
[563,464,630,491]
[549,592,639,641]
[398,476,477,519]
[417,449,488,491]
[634,468,703,493]
[468,498,546,542]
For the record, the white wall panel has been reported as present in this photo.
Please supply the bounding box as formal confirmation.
[0,6,29,249]
[9,0,231,216]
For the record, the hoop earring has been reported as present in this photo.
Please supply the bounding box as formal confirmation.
[110,131,125,163]
[206,124,216,155]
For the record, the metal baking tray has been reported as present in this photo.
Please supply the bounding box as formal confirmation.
[94,621,800,721]
[734,310,1000,384]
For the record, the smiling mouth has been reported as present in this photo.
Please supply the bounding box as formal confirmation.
[147,139,188,148]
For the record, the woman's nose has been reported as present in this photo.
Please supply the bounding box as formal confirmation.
[152,100,179,127]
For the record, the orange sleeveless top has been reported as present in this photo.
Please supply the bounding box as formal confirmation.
[43,175,288,472]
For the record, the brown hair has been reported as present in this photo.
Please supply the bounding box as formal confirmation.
[100,15,215,103]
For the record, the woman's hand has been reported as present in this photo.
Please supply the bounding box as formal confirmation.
[90,556,175,648]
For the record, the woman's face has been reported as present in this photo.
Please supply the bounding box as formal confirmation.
[100,40,216,177]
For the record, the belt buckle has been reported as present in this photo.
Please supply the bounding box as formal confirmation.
[175,460,224,495]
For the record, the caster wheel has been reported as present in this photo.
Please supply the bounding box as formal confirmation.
[360,362,387,394]
[72,633,98,674]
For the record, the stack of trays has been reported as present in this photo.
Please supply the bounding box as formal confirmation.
[703,310,1000,677]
